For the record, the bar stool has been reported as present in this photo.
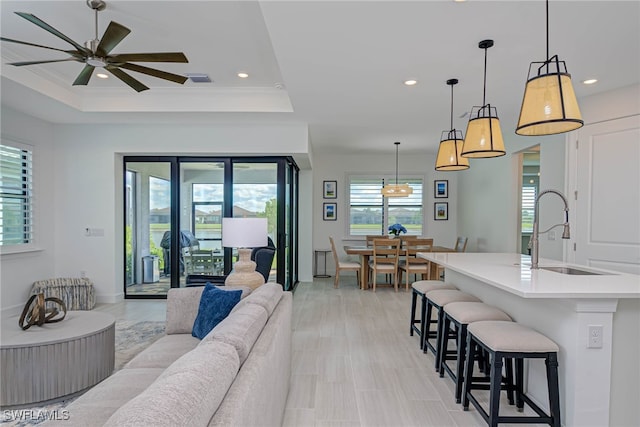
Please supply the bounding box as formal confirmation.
[438,302,513,403]
[410,280,457,349]
[463,321,561,427]
[423,289,481,370]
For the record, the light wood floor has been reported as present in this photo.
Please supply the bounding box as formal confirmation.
[284,277,542,427]
[97,277,541,426]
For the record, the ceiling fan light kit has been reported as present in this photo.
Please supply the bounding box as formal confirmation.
[381,142,413,198]
[461,39,506,159]
[516,0,583,136]
[0,0,189,92]
[435,78,470,171]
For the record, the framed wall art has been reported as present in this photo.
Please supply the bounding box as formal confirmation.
[434,202,448,221]
[434,180,448,198]
[323,180,337,199]
[323,203,337,221]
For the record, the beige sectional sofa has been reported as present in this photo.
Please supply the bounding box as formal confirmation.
[44,283,292,427]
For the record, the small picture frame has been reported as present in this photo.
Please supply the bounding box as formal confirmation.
[323,180,337,199]
[434,180,448,198]
[434,202,448,221]
[323,203,337,221]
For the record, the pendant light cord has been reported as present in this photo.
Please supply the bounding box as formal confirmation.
[546,0,550,60]
[482,46,488,106]
[450,84,454,130]
[394,142,399,185]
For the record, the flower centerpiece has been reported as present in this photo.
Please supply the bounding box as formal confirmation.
[388,223,407,237]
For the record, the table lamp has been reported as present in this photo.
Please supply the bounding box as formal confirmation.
[222,217,268,289]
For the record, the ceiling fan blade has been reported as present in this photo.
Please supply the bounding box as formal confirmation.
[95,21,131,57]
[8,58,79,66]
[0,37,81,55]
[118,63,188,84]
[109,52,188,63]
[73,65,96,86]
[14,12,89,54]
[105,66,149,92]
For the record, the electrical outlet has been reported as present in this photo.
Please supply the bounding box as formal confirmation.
[588,325,603,348]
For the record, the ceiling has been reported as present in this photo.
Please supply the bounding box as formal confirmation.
[1,1,639,156]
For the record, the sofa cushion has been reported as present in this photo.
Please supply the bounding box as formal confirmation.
[124,334,200,369]
[192,284,242,339]
[104,340,240,427]
[43,368,164,427]
[202,302,268,364]
[231,282,283,316]
[166,286,252,334]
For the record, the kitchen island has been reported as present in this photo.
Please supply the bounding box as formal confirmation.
[418,252,640,427]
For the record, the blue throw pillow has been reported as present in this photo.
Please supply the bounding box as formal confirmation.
[192,283,242,339]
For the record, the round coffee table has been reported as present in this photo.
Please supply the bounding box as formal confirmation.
[1,311,115,407]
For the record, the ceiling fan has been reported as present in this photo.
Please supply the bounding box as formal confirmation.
[0,0,189,92]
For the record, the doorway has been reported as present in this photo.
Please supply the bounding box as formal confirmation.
[124,156,299,298]
[518,148,540,255]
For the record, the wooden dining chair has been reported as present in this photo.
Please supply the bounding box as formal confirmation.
[398,238,433,291]
[365,235,381,247]
[368,238,401,292]
[329,237,361,288]
[437,236,468,280]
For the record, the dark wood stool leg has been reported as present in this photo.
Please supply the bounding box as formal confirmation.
[410,289,418,336]
[505,358,515,405]
[434,305,444,371]
[462,333,475,411]
[419,294,427,349]
[455,323,467,403]
[422,299,433,353]
[516,358,525,411]
[438,314,452,377]
[488,352,503,427]
[546,353,561,427]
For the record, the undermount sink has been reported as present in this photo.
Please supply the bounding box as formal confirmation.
[539,266,608,275]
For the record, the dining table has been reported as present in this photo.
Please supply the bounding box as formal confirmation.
[344,243,454,290]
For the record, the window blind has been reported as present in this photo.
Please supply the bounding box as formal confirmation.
[0,143,34,246]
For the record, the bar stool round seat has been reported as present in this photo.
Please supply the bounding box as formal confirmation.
[410,281,457,349]
[439,302,512,403]
[463,321,561,427]
[423,289,481,370]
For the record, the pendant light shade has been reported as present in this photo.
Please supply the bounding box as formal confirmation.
[381,142,413,197]
[462,40,506,159]
[516,1,583,135]
[435,79,469,171]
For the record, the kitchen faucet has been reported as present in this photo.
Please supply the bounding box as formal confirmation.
[529,189,571,269]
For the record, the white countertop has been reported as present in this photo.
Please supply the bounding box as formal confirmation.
[418,252,640,298]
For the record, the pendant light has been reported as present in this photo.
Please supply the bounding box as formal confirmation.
[461,39,506,158]
[435,79,470,171]
[381,142,413,197]
[516,0,583,135]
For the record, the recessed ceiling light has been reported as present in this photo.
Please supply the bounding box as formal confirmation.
[582,78,598,85]
[237,72,249,78]
[404,79,418,86]
[96,73,108,79]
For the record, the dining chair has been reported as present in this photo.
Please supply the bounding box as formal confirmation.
[437,236,468,280]
[399,238,433,291]
[368,238,401,292]
[329,236,361,288]
[365,235,381,247]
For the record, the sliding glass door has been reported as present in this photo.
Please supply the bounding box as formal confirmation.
[124,156,298,298]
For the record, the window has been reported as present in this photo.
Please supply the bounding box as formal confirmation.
[0,143,34,246]
[522,186,537,233]
[349,176,423,236]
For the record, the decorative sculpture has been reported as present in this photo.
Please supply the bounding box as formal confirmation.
[19,292,67,330]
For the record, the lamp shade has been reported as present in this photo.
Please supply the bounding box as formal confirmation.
[435,130,469,171]
[222,218,268,248]
[516,59,583,135]
[381,183,413,197]
[461,105,506,158]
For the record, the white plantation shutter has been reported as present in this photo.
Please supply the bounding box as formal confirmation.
[0,143,34,246]
[348,176,423,236]
[522,186,536,233]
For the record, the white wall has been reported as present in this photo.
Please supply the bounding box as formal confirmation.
[311,151,459,274]
[1,108,57,314]
[457,121,566,255]
[0,114,313,310]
